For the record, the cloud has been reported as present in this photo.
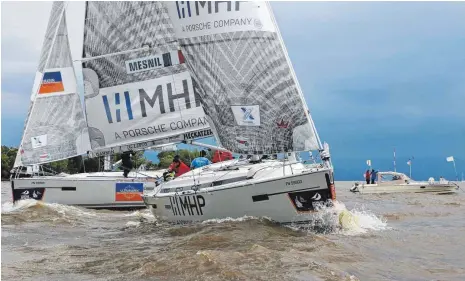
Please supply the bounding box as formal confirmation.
[272,1,465,125]
[1,1,464,166]
[1,2,87,118]
[1,2,85,75]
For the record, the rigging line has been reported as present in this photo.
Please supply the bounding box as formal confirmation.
[170,72,198,187]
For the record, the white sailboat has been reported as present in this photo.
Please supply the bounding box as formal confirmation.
[11,2,214,209]
[142,1,336,223]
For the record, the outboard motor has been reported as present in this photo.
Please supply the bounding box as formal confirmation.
[350,182,359,193]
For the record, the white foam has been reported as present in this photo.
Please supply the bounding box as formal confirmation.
[1,199,97,218]
[201,215,258,224]
[332,201,388,235]
[1,199,39,213]
[288,201,388,235]
[125,221,141,228]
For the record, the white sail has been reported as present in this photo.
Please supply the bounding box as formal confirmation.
[81,2,211,157]
[164,1,320,155]
[14,2,91,167]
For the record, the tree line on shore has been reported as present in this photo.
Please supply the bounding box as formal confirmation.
[1,145,208,179]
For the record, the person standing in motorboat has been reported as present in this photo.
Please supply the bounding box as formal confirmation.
[365,170,371,184]
[191,150,211,169]
[439,176,447,184]
[121,150,133,178]
[370,169,378,184]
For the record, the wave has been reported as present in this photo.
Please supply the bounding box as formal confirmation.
[287,201,388,235]
[1,199,97,225]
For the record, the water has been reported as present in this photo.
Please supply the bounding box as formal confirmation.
[2,181,465,281]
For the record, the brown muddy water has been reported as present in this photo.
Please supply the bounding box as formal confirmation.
[2,181,465,281]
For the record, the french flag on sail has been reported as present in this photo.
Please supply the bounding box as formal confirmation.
[39,71,64,94]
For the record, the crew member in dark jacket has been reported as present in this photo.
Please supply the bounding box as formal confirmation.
[121,151,133,178]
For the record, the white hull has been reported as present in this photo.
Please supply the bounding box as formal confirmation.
[350,182,458,194]
[143,162,335,224]
[11,170,164,209]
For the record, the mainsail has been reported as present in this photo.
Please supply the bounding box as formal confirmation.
[14,2,91,167]
[165,1,320,155]
[82,2,211,157]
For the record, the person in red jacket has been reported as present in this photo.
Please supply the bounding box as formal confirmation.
[365,170,370,184]
[168,155,190,177]
[212,150,233,163]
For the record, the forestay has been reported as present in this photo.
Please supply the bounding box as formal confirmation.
[165,1,320,155]
[14,2,91,167]
[82,2,211,157]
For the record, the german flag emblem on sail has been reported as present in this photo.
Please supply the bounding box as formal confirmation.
[39,71,64,94]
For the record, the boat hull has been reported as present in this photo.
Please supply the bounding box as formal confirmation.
[10,173,161,209]
[143,169,335,224]
[350,182,458,194]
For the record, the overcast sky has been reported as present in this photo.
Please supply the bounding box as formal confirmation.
[2,1,465,179]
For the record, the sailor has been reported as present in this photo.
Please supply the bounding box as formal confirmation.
[365,170,370,184]
[121,150,133,178]
[370,169,378,184]
[439,176,446,183]
[191,150,211,169]
[168,155,190,177]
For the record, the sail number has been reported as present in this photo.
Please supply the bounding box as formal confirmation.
[169,195,205,216]
[286,180,303,186]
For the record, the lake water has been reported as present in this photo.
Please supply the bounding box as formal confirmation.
[2,181,465,281]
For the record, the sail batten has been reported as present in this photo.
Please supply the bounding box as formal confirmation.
[14,1,91,167]
[164,1,319,155]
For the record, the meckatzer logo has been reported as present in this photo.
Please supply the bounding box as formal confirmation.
[102,78,201,124]
[183,129,213,140]
[175,1,243,19]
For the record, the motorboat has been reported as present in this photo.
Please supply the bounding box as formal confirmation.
[350,171,459,194]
